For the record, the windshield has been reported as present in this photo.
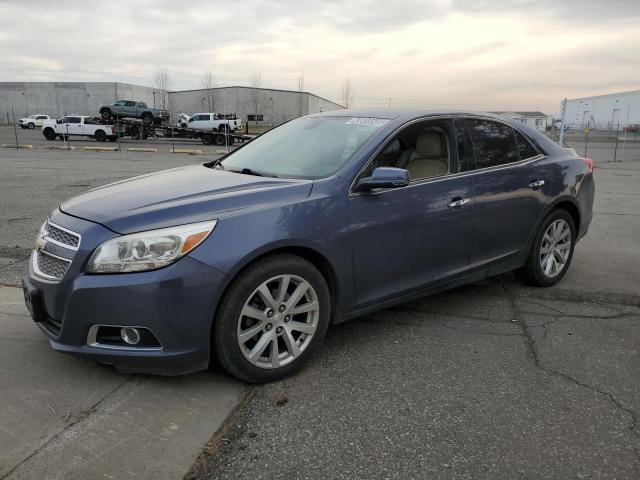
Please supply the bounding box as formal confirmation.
[221,116,387,178]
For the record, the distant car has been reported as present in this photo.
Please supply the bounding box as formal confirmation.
[176,113,191,128]
[18,114,50,129]
[42,116,119,142]
[98,100,170,126]
[23,110,594,383]
[187,112,242,132]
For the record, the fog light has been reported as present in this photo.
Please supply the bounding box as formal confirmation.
[121,327,141,345]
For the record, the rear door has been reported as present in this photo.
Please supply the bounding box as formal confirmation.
[463,118,547,268]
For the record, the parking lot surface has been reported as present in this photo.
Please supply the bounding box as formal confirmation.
[192,160,640,479]
[0,134,638,479]
[0,140,246,479]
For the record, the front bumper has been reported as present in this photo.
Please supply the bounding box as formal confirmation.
[24,210,227,375]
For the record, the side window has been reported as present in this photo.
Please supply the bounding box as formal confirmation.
[137,102,146,108]
[37,115,47,120]
[467,119,519,169]
[114,101,125,106]
[67,117,81,124]
[360,119,455,181]
[514,130,539,160]
[125,101,136,107]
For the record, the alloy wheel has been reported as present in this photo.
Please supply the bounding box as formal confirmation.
[237,274,319,369]
[539,219,572,278]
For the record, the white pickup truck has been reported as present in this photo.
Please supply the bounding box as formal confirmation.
[186,113,242,132]
[18,114,51,129]
[42,116,119,142]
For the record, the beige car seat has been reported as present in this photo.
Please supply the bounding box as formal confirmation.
[403,131,449,180]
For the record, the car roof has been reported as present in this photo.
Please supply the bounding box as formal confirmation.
[308,108,518,122]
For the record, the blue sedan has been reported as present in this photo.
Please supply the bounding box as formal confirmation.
[22,109,595,382]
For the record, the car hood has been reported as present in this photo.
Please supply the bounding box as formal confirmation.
[60,164,313,234]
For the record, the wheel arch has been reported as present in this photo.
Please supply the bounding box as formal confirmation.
[210,243,340,331]
[547,197,581,233]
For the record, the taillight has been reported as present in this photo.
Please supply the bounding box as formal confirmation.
[583,157,594,173]
[112,126,117,134]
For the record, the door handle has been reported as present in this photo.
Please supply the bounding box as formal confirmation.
[447,197,470,209]
[528,179,545,189]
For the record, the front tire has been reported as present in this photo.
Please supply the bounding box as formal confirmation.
[28,122,35,129]
[142,114,153,126]
[519,209,576,287]
[213,254,331,383]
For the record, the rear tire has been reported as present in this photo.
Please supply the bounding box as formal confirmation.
[142,114,153,126]
[43,128,56,140]
[519,209,576,287]
[213,254,331,383]
[213,134,225,146]
[101,109,112,121]
[95,130,107,142]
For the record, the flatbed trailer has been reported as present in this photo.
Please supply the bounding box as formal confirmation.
[90,117,254,146]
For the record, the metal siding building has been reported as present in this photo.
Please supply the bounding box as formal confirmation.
[0,82,163,120]
[167,86,344,126]
[564,90,640,130]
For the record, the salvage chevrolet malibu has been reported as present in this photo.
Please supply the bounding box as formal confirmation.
[22,110,595,383]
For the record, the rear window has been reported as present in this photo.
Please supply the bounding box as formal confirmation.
[514,130,540,160]
[467,119,519,169]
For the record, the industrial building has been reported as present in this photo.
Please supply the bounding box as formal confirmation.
[168,86,344,126]
[0,82,344,126]
[563,89,640,130]
[0,82,163,120]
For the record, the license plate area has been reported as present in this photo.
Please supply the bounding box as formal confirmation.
[22,278,47,323]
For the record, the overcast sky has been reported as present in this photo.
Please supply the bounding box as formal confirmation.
[1,0,639,113]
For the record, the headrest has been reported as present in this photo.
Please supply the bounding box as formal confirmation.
[415,131,446,157]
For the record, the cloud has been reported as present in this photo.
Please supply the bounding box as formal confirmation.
[0,0,639,113]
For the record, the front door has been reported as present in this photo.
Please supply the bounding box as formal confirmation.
[349,118,474,307]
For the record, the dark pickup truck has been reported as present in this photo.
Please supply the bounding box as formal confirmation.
[99,100,170,125]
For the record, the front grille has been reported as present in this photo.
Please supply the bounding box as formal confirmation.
[36,251,71,280]
[46,222,80,248]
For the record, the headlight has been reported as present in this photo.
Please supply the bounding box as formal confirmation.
[87,220,217,273]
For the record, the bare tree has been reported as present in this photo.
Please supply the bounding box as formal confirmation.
[201,70,216,112]
[248,72,262,125]
[297,73,305,117]
[341,79,354,108]
[153,68,171,110]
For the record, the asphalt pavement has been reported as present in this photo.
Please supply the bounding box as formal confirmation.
[192,160,640,479]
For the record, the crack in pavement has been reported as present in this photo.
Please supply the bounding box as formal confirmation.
[500,281,640,466]
[0,375,136,480]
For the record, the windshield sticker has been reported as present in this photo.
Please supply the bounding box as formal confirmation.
[346,117,389,127]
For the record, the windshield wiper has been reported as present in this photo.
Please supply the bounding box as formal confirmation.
[203,158,224,170]
[228,168,278,178]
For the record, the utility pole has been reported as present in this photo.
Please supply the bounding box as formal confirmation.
[11,105,18,148]
[558,98,567,146]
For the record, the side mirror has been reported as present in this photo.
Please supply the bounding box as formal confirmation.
[355,167,410,193]
[56,119,62,124]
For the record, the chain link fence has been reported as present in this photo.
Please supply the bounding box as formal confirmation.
[544,122,639,163]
